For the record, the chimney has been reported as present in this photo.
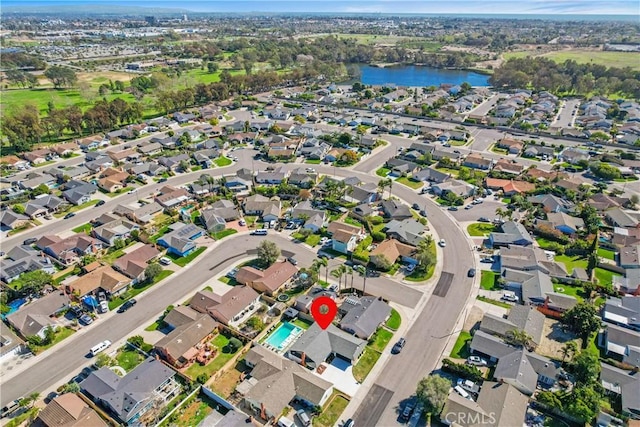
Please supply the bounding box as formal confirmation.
[301,352,306,367]
[260,403,267,420]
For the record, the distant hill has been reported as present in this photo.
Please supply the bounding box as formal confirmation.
[2,4,191,17]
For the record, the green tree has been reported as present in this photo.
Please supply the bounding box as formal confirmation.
[371,254,393,271]
[145,263,163,282]
[60,382,81,394]
[563,386,600,423]
[12,204,25,214]
[562,302,601,346]
[416,375,450,415]
[12,270,52,296]
[561,341,578,362]
[415,237,435,273]
[44,66,78,88]
[207,62,219,74]
[257,240,280,267]
[504,329,533,349]
[246,316,265,331]
[228,337,243,353]
[94,352,114,368]
[571,351,601,385]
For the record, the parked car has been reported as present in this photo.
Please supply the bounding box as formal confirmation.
[1,400,21,418]
[158,178,168,183]
[447,206,458,211]
[467,268,476,277]
[400,401,415,421]
[412,203,420,210]
[481,257,494,263]
[478,217,490,223]
[467,356,488,366]
[391,338,406,354]
[79,314,93,325]
[95,200,106,207]
[419,210,427,217]
[464,204,473,210]
[287,257,298,265]
[238,219,246,226]
[23,237,37,245]
[64,212,76,219]
[457,378,480,394]
[438,239,446,247]
[501,291,519,302]
[296,409,311,427]
[159,257,172,265]
[117,298,137,313]
[343,419,355,427]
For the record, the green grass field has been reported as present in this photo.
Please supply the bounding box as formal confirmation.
[467,223,496,237]
[480,271,499,291]
[504,49,640,71]
[385,309,401,330]
[450,331,472,359]
[396,176,423,189]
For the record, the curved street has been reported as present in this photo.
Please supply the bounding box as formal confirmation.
[1,139,477,426]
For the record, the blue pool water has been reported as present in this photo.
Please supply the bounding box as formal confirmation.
[265,322,303,350]
[1,298,26,319]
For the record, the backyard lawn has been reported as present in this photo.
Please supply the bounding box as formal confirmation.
[554,254,588,272]
[314,393,350,427]
[396,176,423,189]
[595,268,620,286]
[467,223,496,237]
[480,271,499,291]
[450,331,472,359]
[385,309,401,330]
[553,284,586,302]
[185,334,237,381]
[597,248,616,261]
[369,328,394,353]
[168,247,207,267]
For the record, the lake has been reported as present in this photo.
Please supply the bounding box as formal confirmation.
[359,65,490,87]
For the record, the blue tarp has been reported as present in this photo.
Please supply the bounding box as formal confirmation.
[83,296,99,308]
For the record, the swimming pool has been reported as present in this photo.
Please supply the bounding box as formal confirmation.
[264,322,303,351]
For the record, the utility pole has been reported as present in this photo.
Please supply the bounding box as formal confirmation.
[362,269,367,296]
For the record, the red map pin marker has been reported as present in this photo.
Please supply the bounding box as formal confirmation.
[310,296,338,330]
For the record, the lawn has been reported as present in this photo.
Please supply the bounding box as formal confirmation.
[476,295,512,309]
[597,248,616,261]
[352,348,382,383]
[536,237,559,250]
[71,223,93,234]
[503,49,640,71]
[480,270,500,291]
[172,399,213,427]
[405,241,436,282]
[168,247,207,267]
[108,270,173,310]
[396,176,423,189]
[214,157,232,167]
[305,159,322,164]
[53,199,100,217]
[306,234,321,247]
[554,254,588,272]
[149,225,171,243]
[292,317,313,330]
[595,268,620,286]
[385,309,401,330]
[450,331,472,359]
[369,328,394,353]
[29,326,75,354]
[145,320,161,331]
[467,223,496,236]
[212,229,238,240]
[103,186,134,198]
[116,348,145,372]
[314,393,349,427]
[553,284,585,302]
[376,167,390,177]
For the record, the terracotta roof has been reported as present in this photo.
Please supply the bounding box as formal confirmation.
[67,265,129,296]
[236,261,298,294]
[36,393,108,427]
[370,239,416,264]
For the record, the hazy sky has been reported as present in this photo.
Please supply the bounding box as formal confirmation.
[3,0,639,15]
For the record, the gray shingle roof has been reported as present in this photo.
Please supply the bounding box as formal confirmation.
[339,296,391,339]
[288,323,366,368]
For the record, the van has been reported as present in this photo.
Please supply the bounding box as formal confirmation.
[277,416,296,427]
[454,385,472,400]
[1,400,20,418]
[99,301,109,314]
[159,257,172,265]
[296,409,311,426]
[251,229,268,236]
[90,340,112,357]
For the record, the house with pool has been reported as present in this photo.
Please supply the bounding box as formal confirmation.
[287,323,366,370]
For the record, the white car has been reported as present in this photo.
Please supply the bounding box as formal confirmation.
[438,239,446,247]
[467,356,488,366]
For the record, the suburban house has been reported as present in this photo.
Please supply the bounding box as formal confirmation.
[485,178,536,196]
[339,296,391,339]
[155,185,190,209]
[0,245,56,283]
[189,286,261,327]
[528,194,574,213]
[463,153,493,170]
[370,239,418,268]
[92,219,139,246]
[287,323,366,370]
[601,323,640,367]
[0,210,29,230]
[24,195,65,219]
[291,201,327,232]
[80,357,181,425]
[326,221,365,254]
[112,244,160,283]
[413,167,451,183]
[497,138,524,154]
[40,234,102,266]
[154,306,219,368]
[34,393,108,427]
[441,381,529,426]
[469,330,518,363]
[243,195,281,222]
[381,200,413,220]
[489,221,534,248]
[65,265,130,299]
[342,182,379,205]
[539,212,584,235]
[600,362,640,420]
[62,181,98,205]
[114,201,164,224]
[383,219,428,246]
[603,296,640,331]
[560,148,590,164]
[386,158,420,176]
[620,245,640,270]
[495,350,564,395]
[6,291,70,339]
[157,223,204,257]
[97,168,130,193]
[240,345,333,422]
[235,261,298,296]
[200,201,238,233]
[294,288,337,313]
[492,159,525,175]
[479,305,545,347]
[432,180,475,198]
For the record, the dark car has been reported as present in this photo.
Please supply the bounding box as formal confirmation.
[23,237,38,245]
[400,401,414,421]
[419,210,427,217]
[158,178,168,183]
[478,217,490,223]
[117,298,137,313]
[391,338,406,354]
[447,206,458,211]
[467,268,476,277]
[343,419,355,427]
[95,200,106,207]
[287,257,298,265]
[412,203,420,210]
[64,212,76,219]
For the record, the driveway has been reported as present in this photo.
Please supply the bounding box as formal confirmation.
[317,357,360,397]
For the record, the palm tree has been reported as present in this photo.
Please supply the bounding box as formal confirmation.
[331,265,348,291]
[505,329,533,350]
[347,266,354,290]
[313,257,329,285]
[560,341,578,362]
[495,207,506,221]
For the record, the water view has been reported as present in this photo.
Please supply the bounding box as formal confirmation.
[359,64,491,87]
